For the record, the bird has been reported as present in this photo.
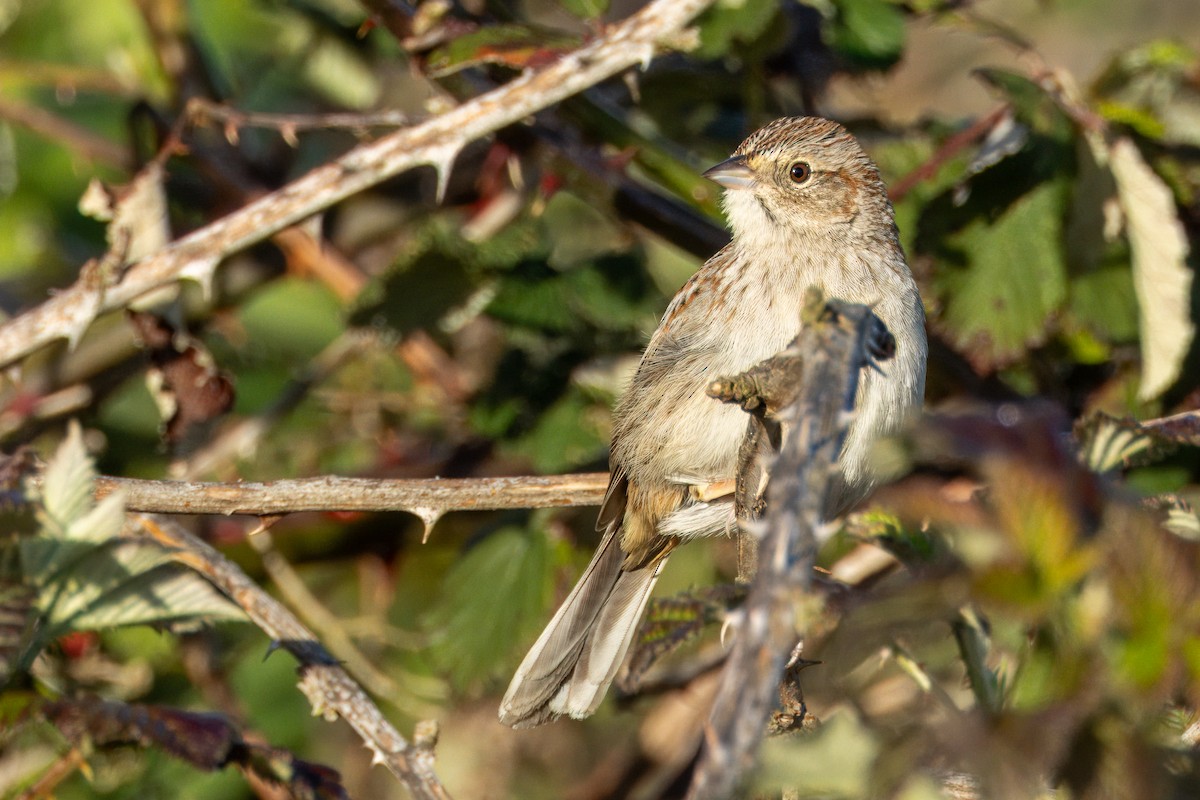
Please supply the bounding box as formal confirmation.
[498,116,927,728]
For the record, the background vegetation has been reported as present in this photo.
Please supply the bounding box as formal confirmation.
[1,0,1199,797]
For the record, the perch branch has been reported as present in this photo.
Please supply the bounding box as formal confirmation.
[88,473,608,517]
[0,0,714,368]
[687,292,890,800]
[131,513,452,800]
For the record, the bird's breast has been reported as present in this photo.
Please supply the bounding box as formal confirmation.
[612,271,808,487]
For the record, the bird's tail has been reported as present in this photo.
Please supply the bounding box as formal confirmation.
[498,530,668,728]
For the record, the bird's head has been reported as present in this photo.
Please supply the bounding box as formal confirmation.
[704,116,893,246]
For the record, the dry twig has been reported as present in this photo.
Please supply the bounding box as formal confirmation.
[131,513,451,800]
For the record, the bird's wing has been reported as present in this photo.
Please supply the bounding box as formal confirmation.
[596,464,628,536]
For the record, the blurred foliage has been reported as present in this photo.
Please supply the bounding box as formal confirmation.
[0,0,1199,797]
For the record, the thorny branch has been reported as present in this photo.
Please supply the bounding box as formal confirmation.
[687,291,893,800]
[0,0,715,368]
[131,513,452,800]
[83,472,610,537]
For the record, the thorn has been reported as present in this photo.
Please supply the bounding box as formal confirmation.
[634,42,655,71]
[180,256,219,302]
[785,639,806,668]
[60,288,103,352]
[281,123,299,148]
[427,142,464,204]
[410,507,444,542]
[719,608,742,647]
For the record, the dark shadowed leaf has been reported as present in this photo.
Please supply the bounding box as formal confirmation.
[933,181,1069,370]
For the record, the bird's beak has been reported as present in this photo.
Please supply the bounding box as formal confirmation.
[703,155,756,190]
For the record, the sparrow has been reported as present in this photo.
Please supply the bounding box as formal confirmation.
[499,116,927,728]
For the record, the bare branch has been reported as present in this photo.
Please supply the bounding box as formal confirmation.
[249,528,446,718]
[132,513,452,799]
[186,97,411,136]
[0,96,131,170]
[687,293,888,800]
[0,0,714,368]
[888,103,1010,202]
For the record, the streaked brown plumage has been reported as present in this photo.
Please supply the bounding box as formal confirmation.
[499,116,927,728]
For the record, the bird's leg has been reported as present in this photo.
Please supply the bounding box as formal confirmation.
[689,479,737,502]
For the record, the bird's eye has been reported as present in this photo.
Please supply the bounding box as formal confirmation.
[789,162,812,184]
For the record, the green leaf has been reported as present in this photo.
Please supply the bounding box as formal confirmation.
[933,180,1069,370]
[1093,40,1200,148]
[976,69,1075,147]
[539,191,626,270]
[0,556,36,687]
[63,561,246,633]
[239,279,344,362]
[503,386,609,473]
[427,526,553,689]
[755,712,878,796]
[560,0,609,19]
[487,256,658,336]
[1068,265,1140,344]
[693,0,781,60]
[487,267,581,334]
[299,34,380,110]
[827,0,906,70]
[425,24,580,77]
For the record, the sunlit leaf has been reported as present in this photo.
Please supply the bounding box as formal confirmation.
[1108,137,1195,400]
[38,421,97,535]
[1094,40,1200,148]
[18,423,243,647]
[1074,411,1183,472]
